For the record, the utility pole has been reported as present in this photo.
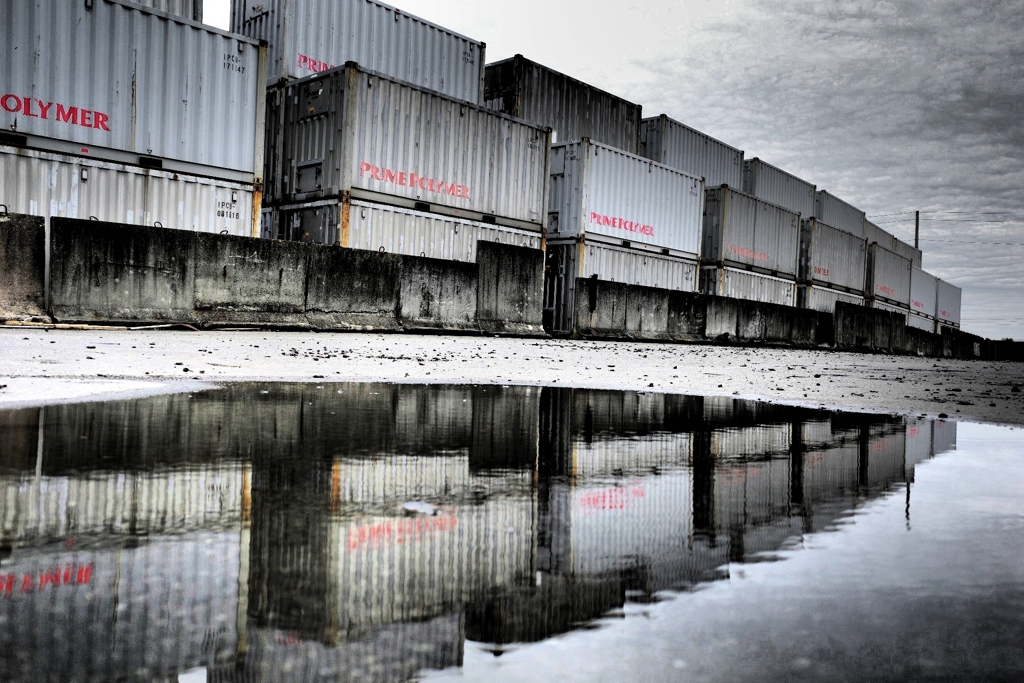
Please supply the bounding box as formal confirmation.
[915,210,920,250]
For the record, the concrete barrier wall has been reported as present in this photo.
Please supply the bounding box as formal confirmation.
[477,242,545,336]
[0,213,46,320]
[47,219,544,334]
[50,219,197,324]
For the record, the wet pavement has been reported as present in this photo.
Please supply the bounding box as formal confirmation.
[0,383,1021,682]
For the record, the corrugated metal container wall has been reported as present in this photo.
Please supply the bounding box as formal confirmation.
[741,158,815,218]
[910,267,938,318]
[348,201,541,259]
[935,279,962,328]
[484,55,641,153]
[815,191,865,237]
[702,186,800,278]
[231,0,485,102]
[571,434,693,479]
[893,237,923,269]
[579,240,699,290]
[548,140,704,256]
[933,419,957,455]
[862,219,891,247]
[0,147,254,236]
[907,313,935,332]
[639,115,743,188]
[128,0,203,21]
[269,65,549,229]
[700,266,797,306]
[800,218,867,292]
[904,418,934,482]
[2,0,265,179]
[799,285,865,313]
[866,243,912,307]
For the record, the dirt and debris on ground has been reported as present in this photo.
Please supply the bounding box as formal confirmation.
[1,329,1022,425]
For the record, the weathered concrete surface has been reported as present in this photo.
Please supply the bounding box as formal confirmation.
[667,291,706,341]
[49,218,197,324]
[193,233,310,328]
[3,329,1024,425]
[625,285,671,340]
[0,213,47,320]
[476,241,545,336]
[575,278,627,338]
[398,255,478,331]
[305,246,402,331]
[835,302,892,352]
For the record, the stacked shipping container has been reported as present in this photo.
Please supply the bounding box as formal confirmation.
[262,63,550,253]
[0,0,267,237]
[639,115,744,188]
[909,267,938,331]
[798,218,868,312]
[544,139,704,334]
[231,0,486,102]
[936,279,962,330]
[866,243,913,319]
[700,186,802,306]
[130,0,203,20]
[742,158,816,217]
[816,190,865,238]
[484,55,643,153]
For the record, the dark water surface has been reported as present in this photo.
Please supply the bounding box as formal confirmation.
[0,384,1020,682]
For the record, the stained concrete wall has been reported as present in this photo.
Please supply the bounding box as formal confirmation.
[0,213,46,320]
[305,247,403,331]
[399,255,477,331]
[50,219,197,324]
[193,233,309,328]
[477,242,545,336]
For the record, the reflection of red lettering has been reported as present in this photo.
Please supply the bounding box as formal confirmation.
[1,575,13,594]
[579,484,645,511]
[6,563,93,596]
[347,515,458,550]
[20,575,33,593]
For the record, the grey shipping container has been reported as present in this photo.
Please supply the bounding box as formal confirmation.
[869,298,909,322]
[265,63,551,235]
[1,146,257,237]
[484,55,642,153]
[866,243,912,307]
[907,313,934,332]
[893,237,923,269]
[231,0,486,103]
[548,139,704,256]
[862,218,890,246]
[700,266,797,307]
[128,0,203,21]
[543,239,699,335]
[798,284,865,314]
[639,115,743,188]
[816,191,865,238]
[1,0,266,182]
[910,267,938,320]
[799,218,867,293]
[742,158,815,218]
[936,279,962,329]
[702,186,801,279]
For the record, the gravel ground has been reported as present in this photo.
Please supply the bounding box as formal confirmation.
[1,328,1022,424]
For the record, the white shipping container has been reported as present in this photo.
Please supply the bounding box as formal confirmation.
[1,0,266,180]
[866,243,912,307]
[0,147,255,237]
[799,284,865,314]
[893,238,922,269]
[348,200,542,257]
[485,55,642,153]
[862,218,891,247]
[231,0,485,102]
[702,186,801,278]
[907,312,935,332]
[935,279,962,328]
[128,0,203,21]
[267,64,549,231]
[639,115,743,188]
[700,266,797,306]
[548,139,704,255]
[800,218,867,292]
[816,191,865,238]
[910,267,938,318]
[741,158,815,218]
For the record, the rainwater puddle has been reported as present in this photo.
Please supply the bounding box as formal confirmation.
[0,384,1021,682]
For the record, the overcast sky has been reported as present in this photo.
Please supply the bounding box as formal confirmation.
[207,0,1024,339]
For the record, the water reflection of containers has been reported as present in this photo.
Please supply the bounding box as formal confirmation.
[865,426,907,488]
[570,433,694,479]
[0,464,247,543]
[329,494,536,633]
[485,55,643,153]
[639,115,744,188]
[799,419,835,449]
[904,418,934,483]
[932,420,957,455]
[712,456,791,531]
[0,534,241,682]
[232,0,486,102]
[800,442,861,508]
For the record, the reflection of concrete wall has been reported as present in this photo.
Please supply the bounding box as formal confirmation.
[0,534,241,682]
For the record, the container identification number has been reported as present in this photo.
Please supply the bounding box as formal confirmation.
[223,53,246,74]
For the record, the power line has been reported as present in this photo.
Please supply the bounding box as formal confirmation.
[920,238,1024,246]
